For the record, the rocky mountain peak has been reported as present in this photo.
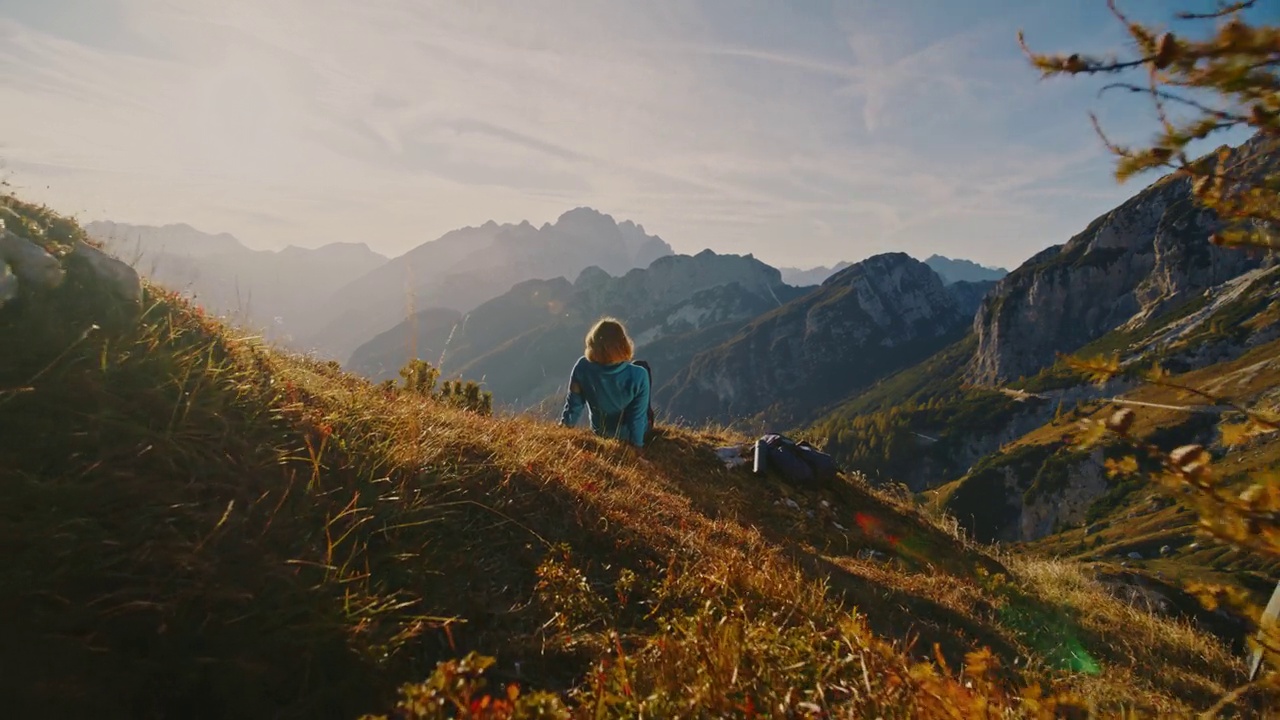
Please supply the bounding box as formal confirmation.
[658,251,967,426]
[966,164,1266,385]
[574,265,612,289]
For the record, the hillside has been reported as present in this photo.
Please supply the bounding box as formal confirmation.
[2,197,1268,717]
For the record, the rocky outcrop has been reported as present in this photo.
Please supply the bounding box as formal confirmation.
[1018,449,1109,541]
[0,224,65,299]
[69,241,141,303]
[968,143,1271,385]
[659,253,968,426]
[1,220,142,317]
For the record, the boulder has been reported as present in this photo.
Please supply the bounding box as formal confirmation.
[70,241,142,303]
[0,227,65,291]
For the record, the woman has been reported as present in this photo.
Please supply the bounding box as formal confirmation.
[560,318,651,447]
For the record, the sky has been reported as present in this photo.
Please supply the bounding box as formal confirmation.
[0,0,1272,271]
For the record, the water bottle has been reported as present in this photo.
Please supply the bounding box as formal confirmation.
[752,439,766,475]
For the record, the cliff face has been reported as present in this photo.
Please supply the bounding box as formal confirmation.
[967,143,1272,385]
[659,253,968,427]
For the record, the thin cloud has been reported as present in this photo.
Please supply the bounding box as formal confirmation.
[0,0,1167,269]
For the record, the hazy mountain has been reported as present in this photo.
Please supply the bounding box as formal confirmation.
[85,221,388,346]
[348,250,808,410]
[298,208,674,360]
[778,262,851,287]
[922,255,1008,285]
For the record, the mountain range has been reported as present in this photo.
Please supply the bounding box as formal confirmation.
[349,250,810,408]
[296,207,673,359]
[87,208,674,358]
[91,212,1008,421]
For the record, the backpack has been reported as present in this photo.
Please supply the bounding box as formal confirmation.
[753,434,839,488]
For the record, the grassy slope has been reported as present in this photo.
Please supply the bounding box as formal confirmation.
[0,198,1264,718]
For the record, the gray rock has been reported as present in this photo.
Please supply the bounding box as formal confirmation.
[0,227,65,291]
[967,136,1272,384]
[70,241,141,303]
[1159,544,1172,556]
[856,548,889,563]
[1127,551,1143,560]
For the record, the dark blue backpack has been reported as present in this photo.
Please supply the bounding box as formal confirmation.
[754,434,839,488]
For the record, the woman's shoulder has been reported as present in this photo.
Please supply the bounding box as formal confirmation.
[628,362,650,382]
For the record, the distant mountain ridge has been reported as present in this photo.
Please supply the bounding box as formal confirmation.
[85,221,388,346]
[299,207,674,360]
[923,255,1008,285]
[781,255,1006,288]
[778,262,852,287]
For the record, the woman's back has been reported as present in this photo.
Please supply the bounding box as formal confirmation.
[560,319,650,447]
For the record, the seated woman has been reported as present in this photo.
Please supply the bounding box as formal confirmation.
[560,318,651,447]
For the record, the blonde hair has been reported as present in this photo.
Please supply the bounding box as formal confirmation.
[584,317,634,365]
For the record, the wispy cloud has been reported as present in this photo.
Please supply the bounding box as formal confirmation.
[0,0,1193,269]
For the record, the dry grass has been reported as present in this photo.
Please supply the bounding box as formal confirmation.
[0,197,1268,718]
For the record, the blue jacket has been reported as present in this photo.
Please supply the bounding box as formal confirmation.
[560,356,650,446]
